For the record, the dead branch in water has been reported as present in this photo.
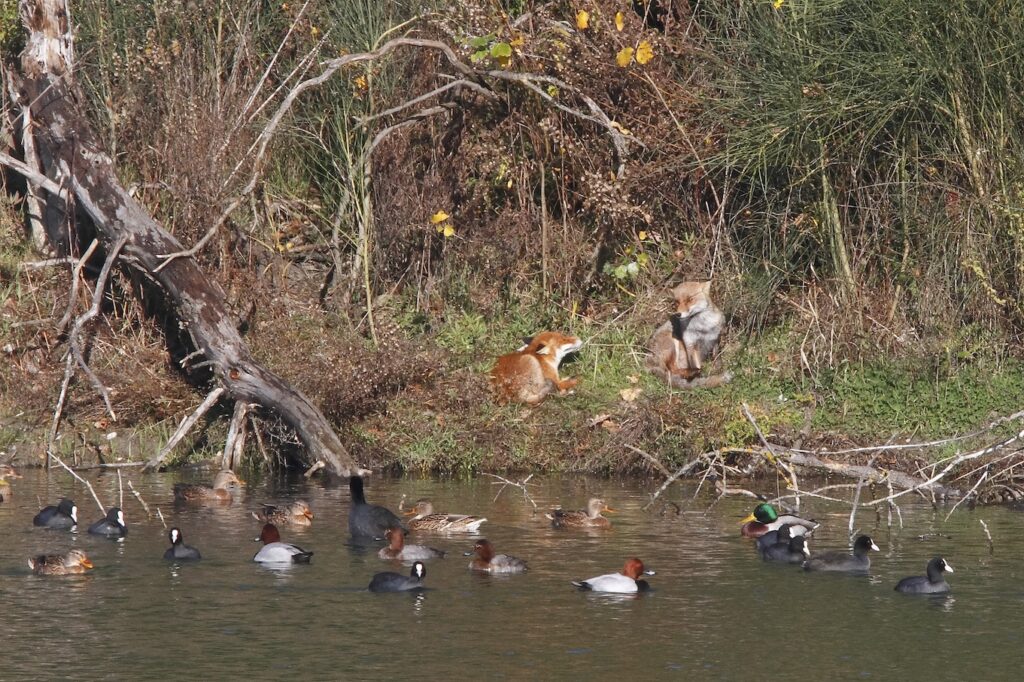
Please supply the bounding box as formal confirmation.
[144,388,225,471]
[643,409,1024,512]
[45,451,106,515]
[483,472,538,509]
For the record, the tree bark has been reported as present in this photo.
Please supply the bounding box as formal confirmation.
[6,0,367,476]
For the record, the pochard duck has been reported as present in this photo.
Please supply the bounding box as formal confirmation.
[253,523,313,564]
[572,558,655,593]
[33,498,78,530]
[377,527,446,561]
[467,539,528,574]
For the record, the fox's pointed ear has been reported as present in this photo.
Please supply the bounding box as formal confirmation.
[534,343,551,355]
[522,336,534,347]
[700,281,712,294]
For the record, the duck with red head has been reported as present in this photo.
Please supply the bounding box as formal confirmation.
[253,523,313,564]
[466,539,528,573]
[378,528,446,562]
[572,558,655,593]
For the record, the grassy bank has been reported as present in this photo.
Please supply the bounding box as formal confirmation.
[2,0,1024,476]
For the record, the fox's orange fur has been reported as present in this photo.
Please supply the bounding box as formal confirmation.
[646,281,731,389]
[490,332,583,405]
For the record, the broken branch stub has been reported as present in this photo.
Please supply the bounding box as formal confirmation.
[9,0,367,477]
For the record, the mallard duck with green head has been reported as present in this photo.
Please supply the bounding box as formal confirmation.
[740,502,818,539]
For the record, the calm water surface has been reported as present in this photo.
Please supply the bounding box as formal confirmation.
[2,469,1023,679]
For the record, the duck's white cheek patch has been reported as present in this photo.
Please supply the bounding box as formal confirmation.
[71,506,78,523]
[171,530,179,542]
[117,511,126,527]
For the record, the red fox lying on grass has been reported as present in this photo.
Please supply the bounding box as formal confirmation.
[646,281,732,389]
[490,332,583,405]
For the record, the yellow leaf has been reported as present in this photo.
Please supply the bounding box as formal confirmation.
[442,225,455,238]
[430,210,450,224]
[773,0,784,7]
[610,120,631,135]
[615,47,634,67]
[635,40,654,65]
[638,231,648,241]
[615,11,624,31]
[575,10,589,30]
[619,387,642,402]
[510,35,525,48]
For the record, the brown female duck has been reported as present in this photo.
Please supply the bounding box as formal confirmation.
[29,549,94,575]
[173,470,244,503]
[0,464,21,502]
[547,498,615,529]
[253,500,314,526]
[403,499,487,532]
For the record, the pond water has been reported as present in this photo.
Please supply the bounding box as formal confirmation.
[2,468,1022,679]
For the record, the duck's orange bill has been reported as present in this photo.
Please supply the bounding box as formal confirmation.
[304,510,314,519]
[739,513,756,524]
[604,507,618,514]
[81,559,95,569]
[402,509,418,516]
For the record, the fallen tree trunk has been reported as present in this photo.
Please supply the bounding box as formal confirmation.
[4,0,367,476]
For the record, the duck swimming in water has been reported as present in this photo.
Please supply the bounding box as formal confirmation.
[895,557,953,594]
[174,470,243,504]
[253,523,313,564]
[368,562,428,592]
[572,558,655,593]
[88,507,127,538]
[348,476,405,541]
[0,464,21,502]
[29,549,94,575]
[467,539,528,574]
[547,498,615,529]
[378,527,446,561]
[403,499,487,532]
[253,500,314,527]
[741,502,818,538]
[33,498,78,530]
[164,528,202,561]
[760,525,811,564]
[803,535,879,573]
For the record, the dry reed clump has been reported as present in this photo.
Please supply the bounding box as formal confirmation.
[366,0,709,310]
[248,302,442,423]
